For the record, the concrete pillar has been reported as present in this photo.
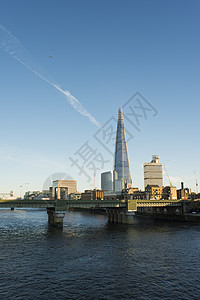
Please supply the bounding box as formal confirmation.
[108,210,135,224]
[108,211,116,223]
[47,209,65,228]
[182,202,185,215]
[121,212,127,224]
[118,213,123,223]
[125,214,135,224]
[109,211,114,223]
[113,211,118,223]
[120,212,135,224]
[108,211,112,222]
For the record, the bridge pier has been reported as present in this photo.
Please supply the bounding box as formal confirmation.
[47,208,66,228]
[107,209,135,224]
[108,210,114,223]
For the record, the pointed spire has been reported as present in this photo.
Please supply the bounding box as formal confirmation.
[118,106,123,115]
[114,107,132,187]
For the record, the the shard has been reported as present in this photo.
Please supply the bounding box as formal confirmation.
[114,107,132,187]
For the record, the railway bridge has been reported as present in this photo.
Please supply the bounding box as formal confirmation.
[0,198,185,227]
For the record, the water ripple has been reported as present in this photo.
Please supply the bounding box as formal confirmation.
[0,209,200,299]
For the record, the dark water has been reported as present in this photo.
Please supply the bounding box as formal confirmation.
[0,209,200,300]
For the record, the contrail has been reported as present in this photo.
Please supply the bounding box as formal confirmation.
[0,24,100,127]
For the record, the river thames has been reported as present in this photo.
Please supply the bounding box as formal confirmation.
[0,209,199,299]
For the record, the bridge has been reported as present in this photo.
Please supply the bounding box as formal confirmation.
[0,198,185,227]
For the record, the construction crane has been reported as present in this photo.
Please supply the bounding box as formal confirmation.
[163,165,172,187]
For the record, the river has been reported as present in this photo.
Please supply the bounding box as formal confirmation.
[0,209,199,299]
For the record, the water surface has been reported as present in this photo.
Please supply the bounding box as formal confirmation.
[0,209,199,299]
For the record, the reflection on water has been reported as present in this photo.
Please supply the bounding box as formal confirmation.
[0,209,199,299]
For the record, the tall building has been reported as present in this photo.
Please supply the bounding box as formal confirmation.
[114,107,132,189]
[144,155,163,188]
[101,171,114,191]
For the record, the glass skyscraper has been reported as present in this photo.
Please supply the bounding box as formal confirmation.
[101,171,113,191]
[114,107,132,187]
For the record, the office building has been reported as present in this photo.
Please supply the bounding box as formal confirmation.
[52,180,77,200]
[144,155,163,188]
[114,107,132,189]
[101,171,114,191]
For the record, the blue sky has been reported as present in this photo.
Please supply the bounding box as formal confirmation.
[0,0,199,196]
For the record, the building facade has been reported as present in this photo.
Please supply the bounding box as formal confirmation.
[68,192,82,200]
[81,189,104,201]
[177,182,191,200]
[145,185,163,200]
[101,171,114,191]
[52,180,77,200]
[144,155,163,189]
[114,107,132,189]
[162,186,177,200]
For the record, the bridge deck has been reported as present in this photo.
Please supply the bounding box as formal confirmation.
[0,199,55,208]
[0,199,183,209]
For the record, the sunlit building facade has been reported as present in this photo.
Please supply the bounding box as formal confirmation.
[144,155,163,189]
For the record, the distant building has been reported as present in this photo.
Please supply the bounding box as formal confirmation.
[68,192,82,201]
[52,180,77,200]
[104,190,122,200]
[24,191,43,200]
[42,189,52,198]
[101,108,132,193]
[101,171,114,191]
[177,182,190,200]
[81,189,104,201]
[145,185,163,200]
[144,155,163,189]
[162,186,177,200]
[0,191,14,200]
[190,193,200,200]
[114,107,132,190]
[131,190,146,200]
[122,187,139,200]
[114,179,122,192]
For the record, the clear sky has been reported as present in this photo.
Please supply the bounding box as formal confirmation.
[0,0,199,196]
